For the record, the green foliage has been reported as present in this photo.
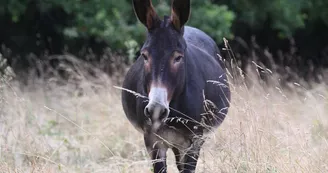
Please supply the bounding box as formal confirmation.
[222,0,328,38]
[53,0,141,50]
[5,0,28,22]
[306,0,328,26]
[270,0,307,37]
[2,0,328,56]
[0,0,235,55]
[189,1,235,42]
[224,0,307,38]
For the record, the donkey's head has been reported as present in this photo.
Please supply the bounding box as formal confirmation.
[133,0,190,130]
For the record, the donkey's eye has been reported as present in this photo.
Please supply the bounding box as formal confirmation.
[174,56,183,63]
[142,54,148,62]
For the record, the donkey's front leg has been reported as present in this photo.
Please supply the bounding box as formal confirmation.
[144,134,168,173]
[179,137,205,173]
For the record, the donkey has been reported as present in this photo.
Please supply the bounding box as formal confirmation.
[121,0,231,172]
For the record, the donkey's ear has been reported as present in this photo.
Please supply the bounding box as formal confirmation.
[170,0,190,31]
[132,0,159,30]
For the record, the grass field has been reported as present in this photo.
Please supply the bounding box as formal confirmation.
[1,58,328,173]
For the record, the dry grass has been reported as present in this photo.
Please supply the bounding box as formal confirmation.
[1,56,328,173]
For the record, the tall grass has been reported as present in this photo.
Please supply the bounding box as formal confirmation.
[0,53,328,173]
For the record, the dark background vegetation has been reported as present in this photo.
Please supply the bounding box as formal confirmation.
[1,0,328,87]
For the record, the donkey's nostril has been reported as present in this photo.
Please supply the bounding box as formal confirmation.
[162,109,167,116]
[144,103,169,121]
[159,108,169,120]
[144,106,151,117]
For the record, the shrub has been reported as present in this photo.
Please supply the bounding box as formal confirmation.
[1,0,235,56]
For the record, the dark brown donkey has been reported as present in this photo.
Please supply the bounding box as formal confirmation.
[121,0,231,172]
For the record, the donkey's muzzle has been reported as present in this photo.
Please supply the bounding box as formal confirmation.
[144,102,170,122]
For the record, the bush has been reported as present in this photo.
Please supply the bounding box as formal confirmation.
[3,0,328,51]
[220,0,328,38]
[189,1,235,43]
[1,0,235,57]
[2,0,328,84]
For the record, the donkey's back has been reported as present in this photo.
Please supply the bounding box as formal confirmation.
[185,26,220,56]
